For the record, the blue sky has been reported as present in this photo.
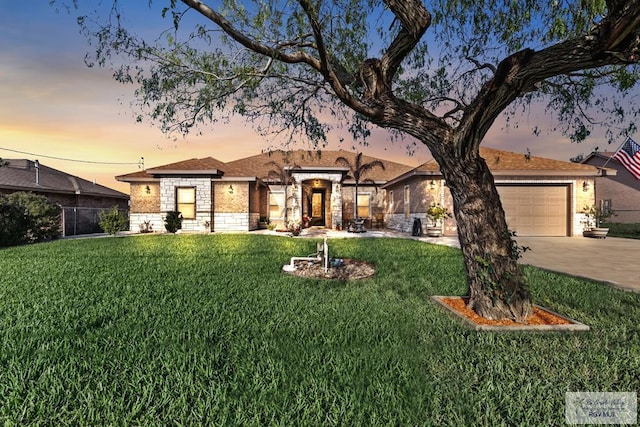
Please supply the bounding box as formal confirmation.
[0,1,606,193]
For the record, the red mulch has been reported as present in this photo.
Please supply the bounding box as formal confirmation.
[441,297,571,326]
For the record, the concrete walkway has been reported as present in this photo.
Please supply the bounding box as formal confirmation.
[292,227,640,293]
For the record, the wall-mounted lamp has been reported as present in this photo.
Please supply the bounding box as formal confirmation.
[228,185,234,194]
[430,180,437,190]
[145,185,151,195]
[313,179,321,188]
[582,181,590,192]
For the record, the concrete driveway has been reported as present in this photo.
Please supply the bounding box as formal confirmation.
[515,236,640,293]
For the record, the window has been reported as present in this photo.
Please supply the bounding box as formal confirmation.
[404,186,410,218]
[357,193,371,218]
[176,187,196,219]
[388,190,394,213]
[269,191,285,219]
[601,199,613,214]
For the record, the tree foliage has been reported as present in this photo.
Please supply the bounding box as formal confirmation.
[70,0,640,145]
[1,192,61,246]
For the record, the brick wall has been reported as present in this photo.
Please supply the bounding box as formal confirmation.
[130,182,160,213]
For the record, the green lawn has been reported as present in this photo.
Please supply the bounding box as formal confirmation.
[1,235,638,425]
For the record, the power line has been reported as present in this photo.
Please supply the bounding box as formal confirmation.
[0,146,144,168]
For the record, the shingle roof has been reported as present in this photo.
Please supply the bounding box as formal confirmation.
[226,150,412,181]
[416,147,599,173]
[117,150,413,183]
[0,159,129,199]
[383,147,602,188]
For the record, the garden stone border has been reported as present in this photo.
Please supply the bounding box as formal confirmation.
[431,296,590,332]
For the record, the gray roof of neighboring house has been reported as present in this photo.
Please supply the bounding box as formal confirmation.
[0,159,129,199]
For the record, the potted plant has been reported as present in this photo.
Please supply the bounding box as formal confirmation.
[426,203,451,237]
[582,205,616,238]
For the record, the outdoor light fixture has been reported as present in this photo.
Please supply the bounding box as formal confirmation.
[430,180,437,189]
[228,185,234,194]
[583,181,590,192]
[145,185,151,194]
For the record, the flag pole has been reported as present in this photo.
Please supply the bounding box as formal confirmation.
[599,137,628,171]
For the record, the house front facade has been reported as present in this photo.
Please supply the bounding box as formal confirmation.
[117,150,412,233]
[117,148,603,237]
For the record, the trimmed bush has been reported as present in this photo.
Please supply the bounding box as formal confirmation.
[5,192,61,244]
[164,211,183,233]
[0,196,29,247]
[98,206,128,235]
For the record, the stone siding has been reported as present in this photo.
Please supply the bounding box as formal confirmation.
[160,177,212,232]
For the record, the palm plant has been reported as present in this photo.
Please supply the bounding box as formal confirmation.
[265,161,301,227]
[335,152,385,220]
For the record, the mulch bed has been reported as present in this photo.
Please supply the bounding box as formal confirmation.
[440,297,571,326]
[283,259,376,280]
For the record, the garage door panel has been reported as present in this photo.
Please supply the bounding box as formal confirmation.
[497,185,568,236]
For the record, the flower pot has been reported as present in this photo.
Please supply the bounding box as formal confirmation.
[426,226,442,237]
[583,228,609,239]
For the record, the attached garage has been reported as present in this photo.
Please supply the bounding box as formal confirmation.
[497,184,569,236]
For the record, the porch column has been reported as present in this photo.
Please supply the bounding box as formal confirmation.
[331,181,343,229]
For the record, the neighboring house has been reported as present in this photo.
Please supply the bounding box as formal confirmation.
[0,159,129,235]
[581,151,640,223]
[382,148,605,237]
[116,150,412,232]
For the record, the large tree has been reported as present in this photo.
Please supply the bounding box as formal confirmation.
[68,0,640,320]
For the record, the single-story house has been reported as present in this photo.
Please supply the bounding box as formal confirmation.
[117,147,605,237]
[116,150,412,233]
[581,151,640,223]
[382,147,606,237]
[1,159,129,235]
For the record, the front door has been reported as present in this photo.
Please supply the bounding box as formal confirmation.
[311,189,326,226]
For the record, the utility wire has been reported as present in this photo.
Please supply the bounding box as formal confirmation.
[0,146,144,168]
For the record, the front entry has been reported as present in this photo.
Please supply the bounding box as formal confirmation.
[311,189,326,226]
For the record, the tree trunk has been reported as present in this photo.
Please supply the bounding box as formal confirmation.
[438,150,533,321]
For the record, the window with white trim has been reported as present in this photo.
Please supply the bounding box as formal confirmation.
[176,187,196,219]
[357,193,371,218]
[388,190,394,213]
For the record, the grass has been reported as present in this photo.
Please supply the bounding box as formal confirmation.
[1,234,639,426]
[602,222,640,239]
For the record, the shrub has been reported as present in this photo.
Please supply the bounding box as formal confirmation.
[164,211,183,233]
[0,196,29,247]
[98,206,128,235]
[5,192,61,243]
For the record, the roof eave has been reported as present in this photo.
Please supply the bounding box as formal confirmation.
[146,168,222,176]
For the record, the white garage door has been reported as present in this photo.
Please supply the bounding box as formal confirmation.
[497,185,568,237]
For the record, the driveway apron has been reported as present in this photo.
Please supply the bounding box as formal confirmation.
[516,236,640,293]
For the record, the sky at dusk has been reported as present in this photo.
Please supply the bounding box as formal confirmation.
[0,1,608,194]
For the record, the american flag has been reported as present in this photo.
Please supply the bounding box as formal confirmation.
[613,137,640,179]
